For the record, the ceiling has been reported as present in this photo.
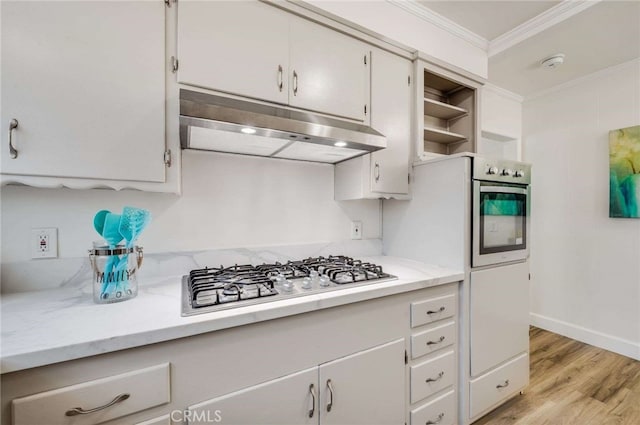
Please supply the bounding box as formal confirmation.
[414,0,640,97]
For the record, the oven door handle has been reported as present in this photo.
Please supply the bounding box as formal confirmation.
[479,186,528,195]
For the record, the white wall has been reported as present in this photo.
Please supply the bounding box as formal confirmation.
[1,150,381,264]
[305,0,488,79]
[523,60,640,359]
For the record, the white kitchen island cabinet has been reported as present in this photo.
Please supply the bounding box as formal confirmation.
[188,339,404,425]
[334,48,412,200]
[176,0,370,123]
[0,1,169,188]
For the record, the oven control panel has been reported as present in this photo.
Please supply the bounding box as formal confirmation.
[473,157,531,185]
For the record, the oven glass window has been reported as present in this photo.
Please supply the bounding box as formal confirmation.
[480,191,526,254]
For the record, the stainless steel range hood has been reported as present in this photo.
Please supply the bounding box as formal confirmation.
[179,89,386,164]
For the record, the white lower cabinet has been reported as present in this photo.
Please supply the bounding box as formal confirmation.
[136,414,172,425]
[410,350,455,404]
[410,390,456,425]
[11,363,170,425]
[469,353,529,419]
[319,339,405,425]
[407,285,459,425]
[188,367,317,425]
[188,339,405,425]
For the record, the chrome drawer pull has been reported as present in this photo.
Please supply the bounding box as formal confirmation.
[425,371,445,383]
[426,306,445,315]
[426,336,445,346]
[8,119,18,159]
[326,379,334,412]
[426,413,444,424]
[277,65,284,92]
[496,379,510,389]
[308,384,316,418]
[65,393,130,416]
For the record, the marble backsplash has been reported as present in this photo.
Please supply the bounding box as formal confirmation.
[0,239,383,294]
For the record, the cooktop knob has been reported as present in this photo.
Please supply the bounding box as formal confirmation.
[514,170,525,178]
[501,168,513,176]
[487,166,499,175]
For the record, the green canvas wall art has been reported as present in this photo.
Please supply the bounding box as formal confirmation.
[610,125,640,218]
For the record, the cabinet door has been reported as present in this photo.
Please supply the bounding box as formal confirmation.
[187,367,317,425]
[370,49,411,194]
[319,339,405,425]
[289,18,369,122]
[1,1,165,182]
[470,262,530,377]
[177,1,289,105]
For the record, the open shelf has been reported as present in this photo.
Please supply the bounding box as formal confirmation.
[423,126,467,144]
[424,98,468,120]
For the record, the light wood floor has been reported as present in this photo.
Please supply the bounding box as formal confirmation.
[473,327,640,425]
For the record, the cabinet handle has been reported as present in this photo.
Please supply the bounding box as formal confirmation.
[65,393,130,416]
[426,336,445,346]
[426,306,445,315]
[374,163,380,182]
[425,371,445,383]
[308,384,316,418]
[326,379,334,412]
[496,379,510,389]
[8,118,18,159]
[293,70,298,96]
[426,413,445,424]
[278,65,284,92]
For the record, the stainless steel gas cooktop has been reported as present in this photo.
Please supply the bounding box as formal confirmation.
[181,256,396,316]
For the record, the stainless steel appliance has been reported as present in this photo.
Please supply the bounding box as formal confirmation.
[472,157,531,267]
[179,89,387,164]
[181,256,396,316]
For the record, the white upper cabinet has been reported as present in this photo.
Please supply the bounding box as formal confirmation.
[289,17,369,122]
[1,1,166,183]
[334,48,412,200]
[177,1,290,105]
[176,1,369,122]
[369,48,411,194]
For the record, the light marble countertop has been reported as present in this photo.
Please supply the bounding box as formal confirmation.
[0,256,463,374]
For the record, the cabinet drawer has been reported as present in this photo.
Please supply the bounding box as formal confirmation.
[470,353,529,419]
[410,389,456,425]
[411,294,456,328]
[410,350,455,404]
[411,321,456,359]
[12,363,170,425]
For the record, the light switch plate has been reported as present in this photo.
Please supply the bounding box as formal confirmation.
[31,228,58,259]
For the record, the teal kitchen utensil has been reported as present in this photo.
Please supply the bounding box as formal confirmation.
[100,212,124,298]
[93,210,110,236]
[119,207,151,249]
[114,207,151,293]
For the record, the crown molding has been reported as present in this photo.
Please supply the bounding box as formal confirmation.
[524,58,640,102]
[387,0,489,51]
[483,83,524,103]
[489,0,602,57]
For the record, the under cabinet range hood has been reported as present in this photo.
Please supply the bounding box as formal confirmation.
[179,89,386,164]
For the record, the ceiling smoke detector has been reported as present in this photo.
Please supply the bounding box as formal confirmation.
[541,54,565,69]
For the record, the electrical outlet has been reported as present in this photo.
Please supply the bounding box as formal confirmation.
[31,228,58,259]
[351,221,362,240]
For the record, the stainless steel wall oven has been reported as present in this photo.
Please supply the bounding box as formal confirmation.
[472,157,531,267]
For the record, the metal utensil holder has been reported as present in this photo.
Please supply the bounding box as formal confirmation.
[89,245,143,304]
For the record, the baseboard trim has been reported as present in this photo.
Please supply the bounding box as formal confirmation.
[530,313,640,361]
